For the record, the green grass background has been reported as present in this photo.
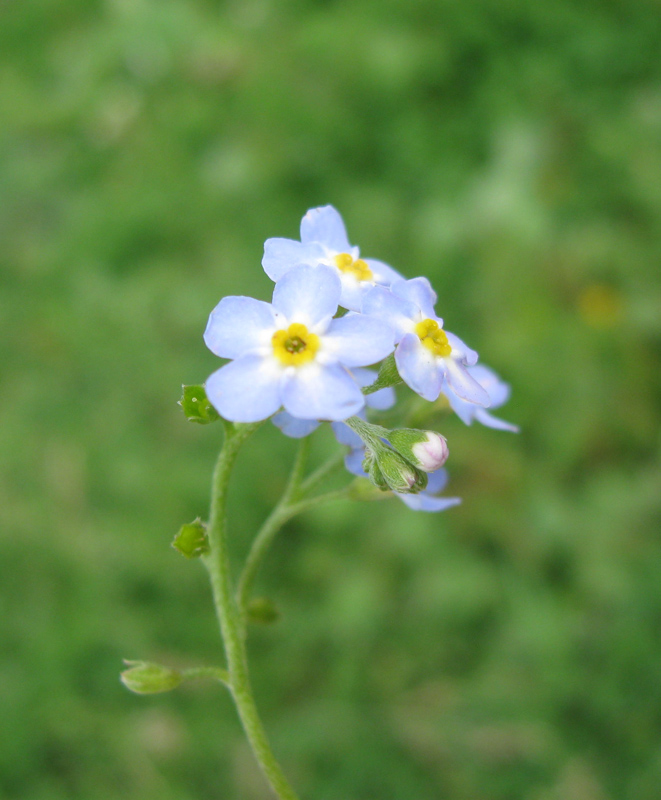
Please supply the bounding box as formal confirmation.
[2,0,661,797]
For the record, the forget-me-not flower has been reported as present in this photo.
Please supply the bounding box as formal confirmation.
[362,277,490,406]
[271,367,396,438]
[204,265,395,423]
[262,205,401,312]
[442,364,519,432]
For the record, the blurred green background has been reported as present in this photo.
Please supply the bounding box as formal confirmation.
[2,0,661,798]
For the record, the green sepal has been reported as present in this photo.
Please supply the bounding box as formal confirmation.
[351,418,428,495]
[375,447,428,494]
[387,428,449,472]
[120,660,182,694]
[172,518,210,558]
[179,384,220,424]
[362,354,402,395]
[362,450,389,491]
[246,597,280,625]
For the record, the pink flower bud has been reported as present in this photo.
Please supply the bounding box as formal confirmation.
[411,432,449,472]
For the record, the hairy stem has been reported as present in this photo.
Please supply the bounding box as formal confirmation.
[204,423,299,800]
[299,450,345,495]
[238,438,350,616]
[181,666,231,687]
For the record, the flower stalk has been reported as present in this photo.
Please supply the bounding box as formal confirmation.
[203,423,300,800]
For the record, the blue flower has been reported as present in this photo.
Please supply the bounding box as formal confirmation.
[442,364,519,432]
[342,442,461,513]
[362,277,490,406]
[262,205,402,312]
[204,265,395,423]
[271,367,396,438]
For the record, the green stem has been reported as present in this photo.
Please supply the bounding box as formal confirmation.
[181,666,231,687]
[299,450,345,495]
[237,438,345,616]
[285,488,351,519]
[237,502,297,616]
[237,487,350,615]
[282,436,310,505]
[345,415,389,450]
[204,423,299,800]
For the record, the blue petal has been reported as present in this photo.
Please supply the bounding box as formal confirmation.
[337,275,366,313]
[331,420,364,448]
[442,380,477,426]
[391,277,438,320]
[282,362,365,421]
[426,468,449,494]
[345,447,368,477]
[347,367,396,411]
[204,296,277,359]
[446,331,478,366]
[397,493,462,512]
[271,411,320,438]
[324,314,395,367]
[367,386,396,410]
[364,259,403,287]
[395,333,443,401]
[262,238,326,281]
[348,367,376,388]
[272,265,341,328]
[469,364,510,408]
[474,409,520,433]
[300,205,351,251]
[396,467,460,512]
[444,358,490,406]
[205,356,282,422]
[362,285,419,341]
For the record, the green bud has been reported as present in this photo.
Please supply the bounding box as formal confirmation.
[246,597,280,625]
[387,428,449,472]
[121,660,182,694]
[362,450,389,491]
[179,384,220,424]
[363,445,427,494]
[172,518,210,558]
[376,447,428,494]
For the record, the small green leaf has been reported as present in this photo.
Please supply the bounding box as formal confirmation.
[246,597,280,625]
[362,354,402,395]
[121,660,182,694]
[179,384,220,424]
[172,518,210,558]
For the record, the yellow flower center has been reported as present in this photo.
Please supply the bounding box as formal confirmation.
[414,318,452,357]
[334,253,373,281]
[272,323,320,366]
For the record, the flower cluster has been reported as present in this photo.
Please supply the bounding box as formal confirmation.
[203,206,518,511]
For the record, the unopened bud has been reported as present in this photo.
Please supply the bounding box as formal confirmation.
[388,429,449,472]
[172,518,210,558]
[179,385,220,424]
[121,660,182,694]
[362,449,389,491]
[363,446,427,494]
[378,448,428,494]
[246,597,280,625]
